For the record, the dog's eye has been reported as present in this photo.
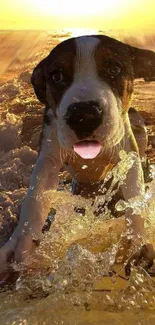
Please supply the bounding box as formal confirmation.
[51,70,64,83]
[107,63,122,76]
[103,60,122,77]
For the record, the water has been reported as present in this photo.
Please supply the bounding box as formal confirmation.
[1,163,155,324]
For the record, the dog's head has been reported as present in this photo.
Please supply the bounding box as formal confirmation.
[32,35,155,159]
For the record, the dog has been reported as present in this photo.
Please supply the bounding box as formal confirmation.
[0,35,155,278]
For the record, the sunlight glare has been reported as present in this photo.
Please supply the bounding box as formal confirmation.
[67,28,98,37]
[27,0,125,17]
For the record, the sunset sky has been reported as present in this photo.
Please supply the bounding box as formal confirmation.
[1,0,155,31]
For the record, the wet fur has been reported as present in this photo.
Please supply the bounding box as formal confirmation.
[0,35,155,278]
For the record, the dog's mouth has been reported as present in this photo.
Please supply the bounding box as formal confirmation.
[73,140,102,159]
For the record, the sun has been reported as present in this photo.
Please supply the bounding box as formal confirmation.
[26,0,125,18]
[2,0,153,31]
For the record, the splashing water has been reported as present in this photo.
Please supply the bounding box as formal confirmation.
[0,149,155,325]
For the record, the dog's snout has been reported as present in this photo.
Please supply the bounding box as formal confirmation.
[65,101,103,139]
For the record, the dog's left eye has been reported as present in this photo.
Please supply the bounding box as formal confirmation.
[51,70,64,83]
[107,63,122,76]
[103,60,122,77]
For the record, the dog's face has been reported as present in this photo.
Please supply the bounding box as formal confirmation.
[32,35,155,159]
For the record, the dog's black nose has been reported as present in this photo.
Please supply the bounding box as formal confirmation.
[65,101,103,139]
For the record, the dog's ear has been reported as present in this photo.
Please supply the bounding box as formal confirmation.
[31,59,47,104]
[129,45,155,81]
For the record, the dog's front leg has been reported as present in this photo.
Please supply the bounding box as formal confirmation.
[0,153,61,276]
[120,153,155,268]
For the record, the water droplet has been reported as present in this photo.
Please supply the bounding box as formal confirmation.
[82,165,88,169]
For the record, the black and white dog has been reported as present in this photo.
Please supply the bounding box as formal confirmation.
[1,35,155,278]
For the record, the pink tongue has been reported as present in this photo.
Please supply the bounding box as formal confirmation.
[74,141,102,159]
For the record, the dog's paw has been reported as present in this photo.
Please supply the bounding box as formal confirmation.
[0,231,38,285]
[125,241,155,276]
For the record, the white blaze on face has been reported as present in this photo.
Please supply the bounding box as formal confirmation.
[57,36,101,112]
[56,36,125,152]
[75,36,100,82]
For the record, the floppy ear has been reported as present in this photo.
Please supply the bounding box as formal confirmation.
[31,59,47,104]
[128,45,155,81]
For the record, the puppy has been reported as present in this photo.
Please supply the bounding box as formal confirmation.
[1,35,155,277]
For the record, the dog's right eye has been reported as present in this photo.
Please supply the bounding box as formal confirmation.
[51,70,64,84]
